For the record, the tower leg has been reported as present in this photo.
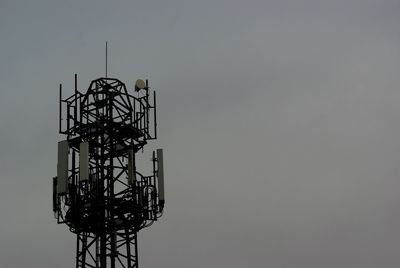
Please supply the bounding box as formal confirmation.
[76,231,138,268]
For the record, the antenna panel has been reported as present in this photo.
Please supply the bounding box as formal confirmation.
[128,149,135,184]
[79,142,89,181]
[156,149,164,202]
[57,140,69,194]
[52,177,58,212]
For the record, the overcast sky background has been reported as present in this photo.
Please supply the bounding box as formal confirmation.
[1,0,400,267]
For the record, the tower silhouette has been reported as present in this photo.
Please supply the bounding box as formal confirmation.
[53,75,164,268]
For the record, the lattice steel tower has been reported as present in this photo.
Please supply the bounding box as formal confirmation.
[52,75,165,268]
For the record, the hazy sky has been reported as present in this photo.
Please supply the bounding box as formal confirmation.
[2,0,400,267]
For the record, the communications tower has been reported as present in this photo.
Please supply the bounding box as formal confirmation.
[52,74,165,268]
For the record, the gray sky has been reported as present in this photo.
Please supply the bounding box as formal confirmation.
[1,0,400,267]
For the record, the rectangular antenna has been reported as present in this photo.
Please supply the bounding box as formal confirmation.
[128,149,135,184]
[79,142,89,181]
[52,177,58,212]
[154,91,157,139]
[57,140,69,194]
[156,149,165,203]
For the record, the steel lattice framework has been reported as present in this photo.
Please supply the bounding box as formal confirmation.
[53,75,164,268]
